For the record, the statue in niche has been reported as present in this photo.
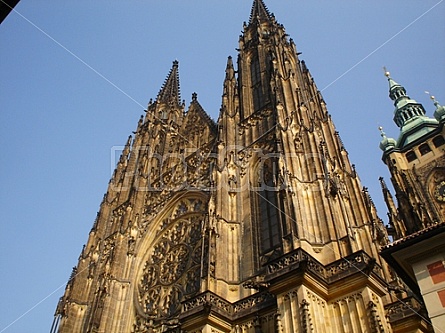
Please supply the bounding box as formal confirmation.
[228,174,237,192]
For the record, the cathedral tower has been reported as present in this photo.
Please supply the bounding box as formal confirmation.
[379,70,445,332]
[52,1,429,332]
[379,71,445,238]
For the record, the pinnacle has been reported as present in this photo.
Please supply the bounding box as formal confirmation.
[226,56,233,69]
[225,56,235,80]
[248,0,273,25]
[156,60,181,106]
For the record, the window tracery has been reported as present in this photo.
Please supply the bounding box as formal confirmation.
[135,198,206,325]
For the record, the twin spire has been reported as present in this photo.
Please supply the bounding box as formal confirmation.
[155,1,273,108]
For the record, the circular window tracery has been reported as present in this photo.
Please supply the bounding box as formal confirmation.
[136,213,204,321]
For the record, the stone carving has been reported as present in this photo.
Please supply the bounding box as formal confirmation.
[136,204,205,323]
[233,292,275,314]
[267,248,384,283]
[300,299,312,333]
[385,295,424,322]
[368,301,385,333]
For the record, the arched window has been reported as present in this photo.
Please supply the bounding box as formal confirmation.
[250,56,263,112]
[255,159,281,254]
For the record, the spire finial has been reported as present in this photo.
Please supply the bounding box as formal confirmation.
[379,125,397,151]
[379,126,386,138]
[425,91,439,105]
[428,91,445,121]
[383,66,391,78]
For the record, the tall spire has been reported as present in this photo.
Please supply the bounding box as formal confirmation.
[384,69,427,128]
[379,177,406,240]
[381,69,439,151]
[248,0,273,24]
[156,60,181,106]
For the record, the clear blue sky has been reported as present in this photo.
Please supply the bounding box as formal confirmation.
[0,1,444,332]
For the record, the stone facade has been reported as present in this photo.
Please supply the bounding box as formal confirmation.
[52,1,434,332]
[379,70,445,332]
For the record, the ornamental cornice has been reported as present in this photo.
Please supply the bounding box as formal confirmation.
[266,248,384,285]
[180,290,276,322]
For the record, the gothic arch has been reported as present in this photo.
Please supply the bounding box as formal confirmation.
[249,154,283,266]
[132,192,209,327]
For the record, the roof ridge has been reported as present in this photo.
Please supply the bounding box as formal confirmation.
[186,93,217,130]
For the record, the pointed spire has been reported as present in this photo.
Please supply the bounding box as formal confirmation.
[381,70,440,151]
[156,60,181,106]
[384,69,406,104]
[249,0,273,24]
[220,56,239,120]
[223,56,237,93]
[379,177,406,239]
[225,56,234,79]
[379,176,394,206]
[383,69,427,128]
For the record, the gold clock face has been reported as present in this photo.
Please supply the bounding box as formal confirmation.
[434,180,445,202]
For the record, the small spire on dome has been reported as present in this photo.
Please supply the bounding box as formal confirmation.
[379,126,385,136]
[379,125,397,151]
[426,91,440,107]
[427,91,445,121]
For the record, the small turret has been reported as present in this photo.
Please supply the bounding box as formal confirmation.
[382,69,439,150]
[429,93,445,121]
[379,126,397,152]
[385,70,427,128]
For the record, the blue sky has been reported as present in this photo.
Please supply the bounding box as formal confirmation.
[0,1,444,332]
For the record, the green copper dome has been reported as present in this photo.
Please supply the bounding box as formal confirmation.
[379,127,397,151]
[382,71,439,150]
[432,96,445,121]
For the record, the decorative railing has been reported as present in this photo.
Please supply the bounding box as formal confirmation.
[385,296,425,323]
[233,291,275,318]
[266,248,384,282]
[267,248,311,275]
[181,290,276,320]
[181,250,385,324]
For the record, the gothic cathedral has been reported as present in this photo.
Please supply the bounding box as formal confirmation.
[52,1,441,332]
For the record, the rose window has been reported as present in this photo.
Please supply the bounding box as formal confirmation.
[136,213,203,320]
